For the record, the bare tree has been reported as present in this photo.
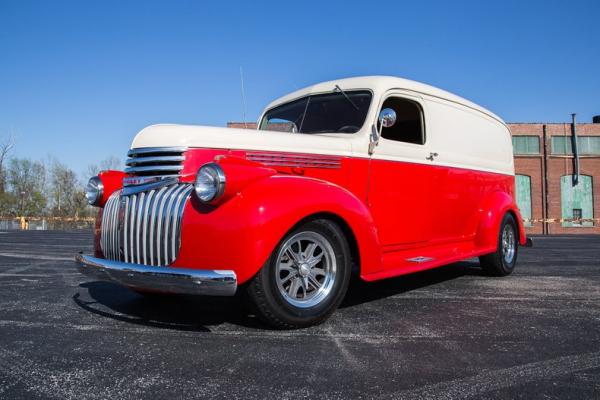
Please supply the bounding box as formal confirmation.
[0,134,15,194]
[50,159,87,218]
[85,155,122,180]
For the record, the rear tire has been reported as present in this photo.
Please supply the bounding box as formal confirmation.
[246,219,351,329]
[479,213,519,276]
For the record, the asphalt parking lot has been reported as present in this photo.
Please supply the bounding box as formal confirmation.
[0,231,599,399]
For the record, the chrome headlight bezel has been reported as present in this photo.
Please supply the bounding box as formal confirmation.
[85,176,104,206]
[194,163,226,203]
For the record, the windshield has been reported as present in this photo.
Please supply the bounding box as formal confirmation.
[259,90,372,134]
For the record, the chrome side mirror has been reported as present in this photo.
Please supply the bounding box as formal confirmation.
[379,108,397,128]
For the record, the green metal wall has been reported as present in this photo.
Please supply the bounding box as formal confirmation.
[515,175,532,227]
[561,175,594,227]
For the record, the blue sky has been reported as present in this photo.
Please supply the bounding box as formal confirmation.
[1,0,599,174]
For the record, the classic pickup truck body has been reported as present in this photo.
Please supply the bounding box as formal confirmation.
[77,76,528,328]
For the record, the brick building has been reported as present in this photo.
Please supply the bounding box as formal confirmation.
[228,119,600,234]
[508,120,600,235]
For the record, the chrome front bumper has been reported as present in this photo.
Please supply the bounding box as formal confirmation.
[75,254,237,296]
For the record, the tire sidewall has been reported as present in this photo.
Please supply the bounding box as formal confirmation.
[498,213,518,273]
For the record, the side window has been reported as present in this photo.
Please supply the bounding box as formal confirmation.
[379,97,425,145]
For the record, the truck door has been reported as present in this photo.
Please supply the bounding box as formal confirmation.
[367,93,437,247]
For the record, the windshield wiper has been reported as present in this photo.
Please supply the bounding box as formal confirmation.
[334,85,359,111]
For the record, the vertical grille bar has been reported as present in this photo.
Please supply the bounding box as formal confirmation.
[111,192,119,259]
[163,185,187,264]
[149,186,168,265]
[171,186,192,260]
[123,196,130,263]
[99,183,192,266]
[141,189,155,265]
[128,195,137,263]
[154,185,173,265]
[135,192,146,264]
[100,191,121,260]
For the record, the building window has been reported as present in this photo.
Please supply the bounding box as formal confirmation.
[560,175,594,227]
[512,136,540,155]
[579,136,600,154]
[515,175,532,227]
[552,136,600,155]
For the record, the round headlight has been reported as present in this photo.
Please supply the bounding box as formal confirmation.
[194,163,226,203]
[85,176,104,206]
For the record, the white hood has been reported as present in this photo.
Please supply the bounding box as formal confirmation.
[131,124,356,156]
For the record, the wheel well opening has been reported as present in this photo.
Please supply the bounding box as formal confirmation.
[293,212,361,276]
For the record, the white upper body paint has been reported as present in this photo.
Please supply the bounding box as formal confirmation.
[131,76,514,176]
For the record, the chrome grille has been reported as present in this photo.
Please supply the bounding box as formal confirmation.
[100,184,194,266]
[125,147,186,180]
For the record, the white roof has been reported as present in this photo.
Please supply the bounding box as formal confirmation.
[264,75,504,125]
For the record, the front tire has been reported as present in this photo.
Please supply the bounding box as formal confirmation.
[246,219,351,329]
[479,213,519,276]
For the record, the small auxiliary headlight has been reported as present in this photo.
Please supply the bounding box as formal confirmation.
[194,163,226,203]
[85,176,104,206]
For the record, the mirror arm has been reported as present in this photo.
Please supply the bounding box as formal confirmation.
[369,124,379,155]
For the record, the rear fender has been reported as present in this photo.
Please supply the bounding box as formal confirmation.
[475,190,527,249]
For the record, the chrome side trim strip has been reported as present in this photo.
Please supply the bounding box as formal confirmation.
[125,155,185,166]
[125,147,186,180]
[124,165,183,174]
[76,254,237,297]
[127,147,187,157]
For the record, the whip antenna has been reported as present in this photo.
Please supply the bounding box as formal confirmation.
[239,66,248,129]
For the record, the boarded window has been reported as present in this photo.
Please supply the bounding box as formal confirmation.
[512,136,540,155]
[552,136,600,155]
[560,175,594,227]
[515,175,532,227]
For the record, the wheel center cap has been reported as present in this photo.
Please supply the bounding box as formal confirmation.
[298,263,310,277]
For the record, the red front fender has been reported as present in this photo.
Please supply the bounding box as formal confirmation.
[173,175,383,284]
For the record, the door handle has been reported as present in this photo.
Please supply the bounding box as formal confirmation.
[426,152,438,161]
